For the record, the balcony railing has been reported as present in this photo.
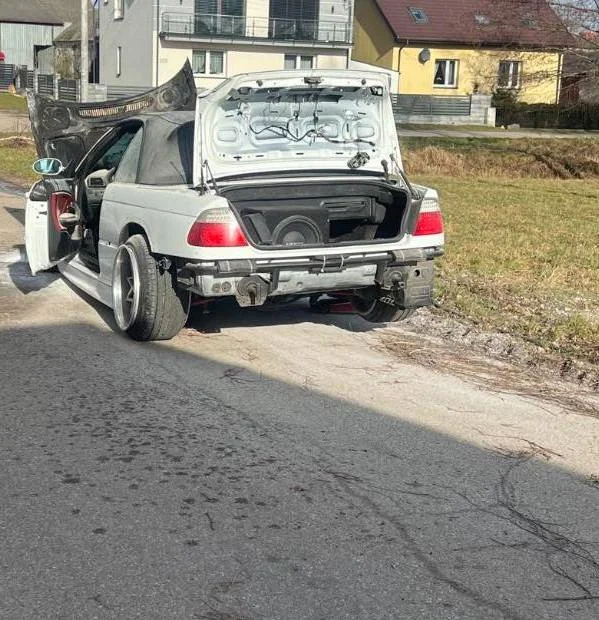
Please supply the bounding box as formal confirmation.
[161,12,351,44]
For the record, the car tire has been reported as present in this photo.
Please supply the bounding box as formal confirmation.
[112,234,190,341]
[355,295,414,324]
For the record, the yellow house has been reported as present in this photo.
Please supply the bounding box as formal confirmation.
[353,0,573,103]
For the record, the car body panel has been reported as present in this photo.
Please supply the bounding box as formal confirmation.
[24,67,442,316]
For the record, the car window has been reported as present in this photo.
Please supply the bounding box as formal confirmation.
[113,127,144,184]
[92,128,138,172]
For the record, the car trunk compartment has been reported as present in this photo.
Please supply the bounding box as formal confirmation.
[220,180,410,248]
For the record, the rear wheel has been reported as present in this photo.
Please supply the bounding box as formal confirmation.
[112,234,190,341]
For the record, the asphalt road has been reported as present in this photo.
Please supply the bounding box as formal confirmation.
[1,190,599,619]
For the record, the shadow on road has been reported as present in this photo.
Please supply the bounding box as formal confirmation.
[5,244,59,294]
[0,321,598,619]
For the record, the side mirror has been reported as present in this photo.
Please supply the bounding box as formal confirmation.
[32,158,65,176]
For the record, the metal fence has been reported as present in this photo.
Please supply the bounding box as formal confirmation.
[0,63,17,90]
[57,79,78,101]
[161,12,351,43]
[392,94,472,116]
[36,73,55,97]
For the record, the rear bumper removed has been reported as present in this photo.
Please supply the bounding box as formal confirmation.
[177,246,442,309]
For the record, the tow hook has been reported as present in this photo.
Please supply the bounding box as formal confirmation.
[235,276,269,307]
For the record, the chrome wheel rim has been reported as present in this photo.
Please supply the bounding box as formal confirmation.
[112,245,141,331]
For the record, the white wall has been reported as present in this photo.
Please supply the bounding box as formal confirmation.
[99,0,154,87]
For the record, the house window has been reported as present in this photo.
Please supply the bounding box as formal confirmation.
[192,50,225,75]
[434,59,458,87]
[116,46,122,77]
[114,0,123,19]
[498,61,522,89]
[408,7,428,23]
[284,54,314,70]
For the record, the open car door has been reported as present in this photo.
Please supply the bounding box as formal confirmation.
[25,179,81,274]
[25,62,197,273]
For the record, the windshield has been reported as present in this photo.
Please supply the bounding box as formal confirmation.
[208,85,384,165]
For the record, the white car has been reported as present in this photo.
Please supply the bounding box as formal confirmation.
[25,62,444,341]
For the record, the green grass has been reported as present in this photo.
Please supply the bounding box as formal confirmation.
[414,175,599,363]
[0,93,27,113]
[0,138,37,185]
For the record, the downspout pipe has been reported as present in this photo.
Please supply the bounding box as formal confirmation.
[346,0,355,69]
[396,39,408,94]
[555,51,563,105]
[155,0,161,87]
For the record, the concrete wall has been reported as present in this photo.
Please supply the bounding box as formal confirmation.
[99,0,154,87]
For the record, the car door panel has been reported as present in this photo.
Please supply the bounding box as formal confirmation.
[25,179,81,274]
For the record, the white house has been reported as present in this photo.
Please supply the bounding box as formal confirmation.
[99,0,353,90]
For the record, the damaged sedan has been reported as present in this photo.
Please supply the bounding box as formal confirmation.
[24,62,444,341]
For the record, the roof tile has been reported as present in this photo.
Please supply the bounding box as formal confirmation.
[374,0,574,47]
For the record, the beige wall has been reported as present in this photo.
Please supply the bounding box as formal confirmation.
[352,0,397,71]
[398,47,561,103]
[158,42,348,88]
[244,0,269,38]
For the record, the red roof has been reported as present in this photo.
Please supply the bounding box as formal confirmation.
[373,0,574,48]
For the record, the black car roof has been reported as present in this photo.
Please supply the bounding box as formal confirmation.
[136,111,195,186]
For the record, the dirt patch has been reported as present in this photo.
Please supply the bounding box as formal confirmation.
[382,308,599,416]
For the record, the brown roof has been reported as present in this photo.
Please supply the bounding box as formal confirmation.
[373,0,574,48]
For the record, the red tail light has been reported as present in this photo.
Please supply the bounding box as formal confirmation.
[50,192,75,232]
[414,211,444,236]
[187,208,248,247]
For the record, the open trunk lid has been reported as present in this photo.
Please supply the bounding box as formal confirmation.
[194,70,402,186]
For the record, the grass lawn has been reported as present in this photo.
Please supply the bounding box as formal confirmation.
[0,93,27,113]
[0,138,37,185]
[414,175,599,363]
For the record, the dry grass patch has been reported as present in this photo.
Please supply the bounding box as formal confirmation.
[403,138,599,179]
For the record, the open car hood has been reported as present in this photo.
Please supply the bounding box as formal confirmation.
[195,70,401,185]
[28,61,197,177]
